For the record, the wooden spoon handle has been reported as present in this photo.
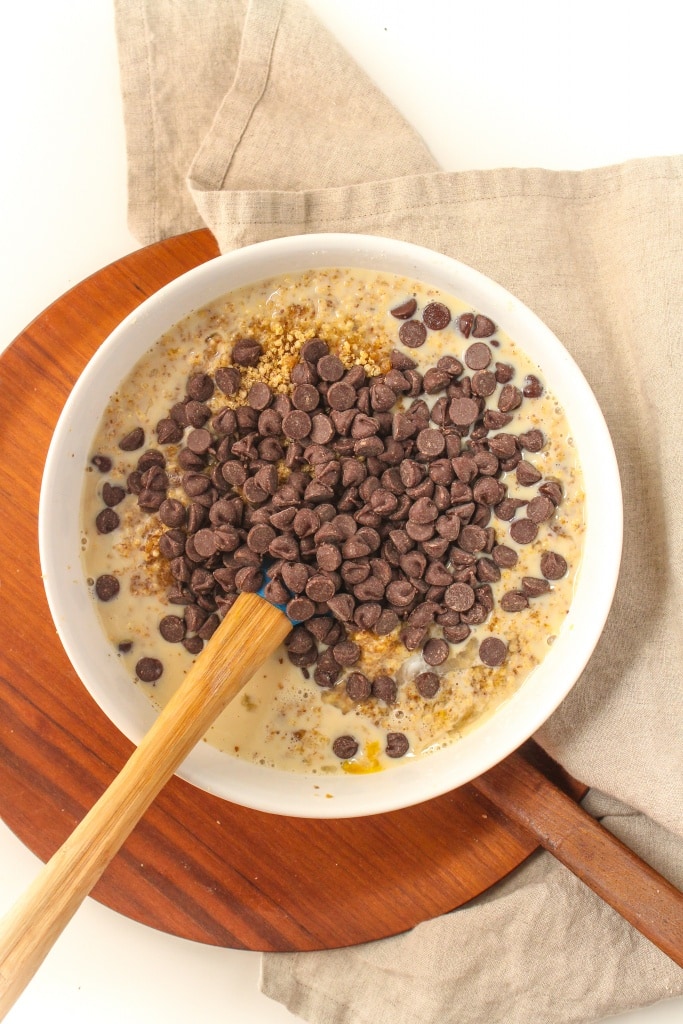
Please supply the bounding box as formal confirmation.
[473,748,683,967]
[0,592,291,1018]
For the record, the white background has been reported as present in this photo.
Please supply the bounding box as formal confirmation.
[0,1,681,1022]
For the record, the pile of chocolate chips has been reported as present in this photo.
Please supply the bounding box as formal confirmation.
[92,299,568,756]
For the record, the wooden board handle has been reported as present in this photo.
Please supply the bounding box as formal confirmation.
[473,748,683,967]
[0,592,291,1018]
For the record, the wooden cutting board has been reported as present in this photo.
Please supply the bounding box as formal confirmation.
[0,229,585,952]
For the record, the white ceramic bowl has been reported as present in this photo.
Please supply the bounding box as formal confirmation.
[39,233,622,818]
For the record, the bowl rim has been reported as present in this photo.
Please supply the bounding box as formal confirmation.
[39,232,623,818]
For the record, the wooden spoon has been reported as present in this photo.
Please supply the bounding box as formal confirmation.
[1,590,682,1015]
[473,745,683,967]
[0,591,291,1018]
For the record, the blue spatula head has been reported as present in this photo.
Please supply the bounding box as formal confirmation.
[256,561,302,625]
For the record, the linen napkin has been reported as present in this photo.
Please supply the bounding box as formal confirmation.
[114,1,683,1021]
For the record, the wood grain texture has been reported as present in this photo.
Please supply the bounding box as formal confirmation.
[473,749,683,967]
[0,228,581,953]
[0,594,291,1015]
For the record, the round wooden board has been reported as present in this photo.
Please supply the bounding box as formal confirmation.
[0,230,583,952]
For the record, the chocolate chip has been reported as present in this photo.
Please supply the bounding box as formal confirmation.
[465,343,492,370]
[422,302,451,330]
[158,529,186,559]
[182,472,211,498]
[159,615,186,642]
[301,338,329,363]
[472,477,505,506]
[183,636,204,655]
[118,427,144,452]
[522,576,551,597]
[415,671,440,698]
[494,362,515,384]
[326,381,357,411]
[500,590,529,612]
[409,496,438,523]
[458,524,488,552]
[423,638,449,665]
[91,454,112,472]
[498,384,523,413]
[386,732,409,758]
[186,428,212,454]
[332,641,361,666]
[483,409,513,431]
[372,675,397,703]
[102,482,126,507]
[197,613,220,640]
[471,370,497,397]
[523,374,543,398]
[282,410,312,439]
[135,657,163,682]
[95,508,119,534]
[292,384,321,413]
[476,558,501,583]
[479,637,507,666]
[458,312,474,337]
[384,580,416,608]
[472,314,496,338]
[141,451,169,473]
[367,385,394,415]
[302,575,332,603]
[215,366,241,395]
[346,672,371,701]
[494,498,527,521]
[541,551,568,580]
[281,562,310,594]
[285,626,316,655]
[232,338,262,366]
[263,578,289,606]
[95,574,119,601]
[191,528,217,558]
[539,481,563,506]
[399,320,427,348]
[526,495,556,523]
[512,431,541,456]
[332,735,358,759]
[286,596,316,621]
[509,518,539,544]
[156,418,184,445]
[247,381,272,410]
[254,464,278,496]
[390,298,417,319]
[314,650,342,688]
[448,396,480,427]
[443,623,470,643]
[352,602,380,629]
[516,461,542,486]
[488,432,517,459]
[316,543,342,572]
[235,566,263,592]
[416,428,446,457]
[245,523,275,554]
[186,373,214,402]
[444,582,475,611]
[314,354,343,382]
[327,593,355,621]
[375,608,399,635]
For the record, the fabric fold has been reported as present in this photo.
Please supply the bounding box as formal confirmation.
[113,2,683,1021]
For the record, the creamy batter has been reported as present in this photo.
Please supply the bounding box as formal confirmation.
[81,268,584,775]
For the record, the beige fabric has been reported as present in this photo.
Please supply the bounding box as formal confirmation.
[114,1,683,1021]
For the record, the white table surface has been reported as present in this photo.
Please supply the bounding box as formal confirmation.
[0,1,681,1021]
